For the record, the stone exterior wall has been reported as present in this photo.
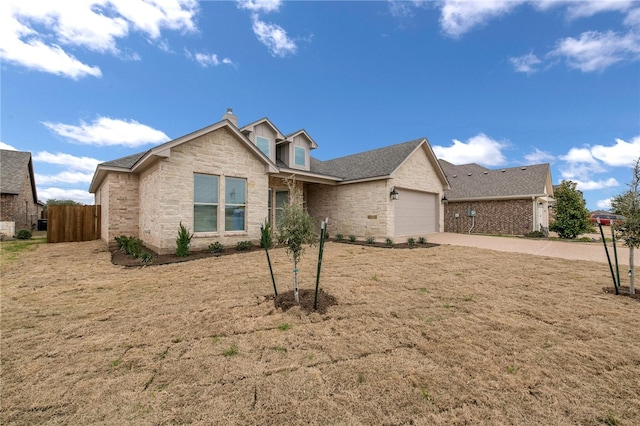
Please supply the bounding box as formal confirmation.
[96,172,140,247]
[138,127,270,254]
[391,145,446,232]
[306,180,390,239]
[444,199,534,235]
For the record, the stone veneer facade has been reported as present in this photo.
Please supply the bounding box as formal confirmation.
[97,127,270,254]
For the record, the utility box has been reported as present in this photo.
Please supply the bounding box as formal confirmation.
[467,208,476,217]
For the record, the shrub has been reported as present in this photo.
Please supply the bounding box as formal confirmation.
[126,237,143,258]
[176,222,193,257]
[385,237,394,247]
[260,221,273,249]
[140,252,155,264]
[524,231,545,238]
[16,229,32,240]
[418,236,426,244]
[208,241,224,254]
[237,240,253,251]
[407,237,416,247]
[115,235,129,251]
[366,236,375,244]
[335,233,344,241]
[349,235,357,242]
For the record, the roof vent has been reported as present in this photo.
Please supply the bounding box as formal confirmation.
[483,171,488,174]
[521,167,527,170]
[467,173,472,176]
[501,169,506,172]
[452,174,457,178]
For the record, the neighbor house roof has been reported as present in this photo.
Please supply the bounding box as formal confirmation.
[440,160,553,200]
[0,150,38,201]
[310,138,448,185]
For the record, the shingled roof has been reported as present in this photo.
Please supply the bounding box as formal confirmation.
[440,159,552,200]
[100,151,147,169]
[1,150,35,194]
[310,139,425,181]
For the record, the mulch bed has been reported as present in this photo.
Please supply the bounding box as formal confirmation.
[272,288,338,314]
[110,240,440,267]
[602,286,640,300]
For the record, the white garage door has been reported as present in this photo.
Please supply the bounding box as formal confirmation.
[394,189,437,236]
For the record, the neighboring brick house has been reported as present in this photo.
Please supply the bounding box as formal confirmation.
[89,110,450,254]
[439,160,554,235]
[0,149,43,237]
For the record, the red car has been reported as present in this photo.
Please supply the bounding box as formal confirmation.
[590,213,625,226]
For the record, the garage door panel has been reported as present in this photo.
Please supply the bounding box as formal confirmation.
[394,189,437,236]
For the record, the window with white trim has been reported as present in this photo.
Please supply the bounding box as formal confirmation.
[225,177,247,231]
[194,173,218,232]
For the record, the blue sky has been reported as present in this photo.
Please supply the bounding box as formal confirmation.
[1,0,639,210]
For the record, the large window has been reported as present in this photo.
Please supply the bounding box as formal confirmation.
[225,177,246,231]
[256,136,270,158]
[294,146,306,167]
[194,173,218,232]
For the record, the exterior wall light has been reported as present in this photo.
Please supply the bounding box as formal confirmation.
[442,195,448,201]
[390,187,399,201]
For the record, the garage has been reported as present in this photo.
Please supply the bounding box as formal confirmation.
[394,189,438,236]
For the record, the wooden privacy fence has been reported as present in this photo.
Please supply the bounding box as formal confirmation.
[47,205,101,243]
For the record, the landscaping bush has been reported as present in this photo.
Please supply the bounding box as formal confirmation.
[16,229,32,240]
[176,222,193,257]
[208,241,224,254]
[349,235,357,242]
[140,252,155,264]
[407,237,416,247]
[418,236,426,244]
[385,237,394,247]
[524,230,545,238]
[237,240,253,251]
[366,236,375,244]
[335,233,344,241]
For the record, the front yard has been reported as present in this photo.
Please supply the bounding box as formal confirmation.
[1,239,639,425]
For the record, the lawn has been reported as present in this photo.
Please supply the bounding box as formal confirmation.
[1,239,639,425]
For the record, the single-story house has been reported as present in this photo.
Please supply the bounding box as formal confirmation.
[0,149,43,237]
[439,160,554,235]
[89,109,450,254]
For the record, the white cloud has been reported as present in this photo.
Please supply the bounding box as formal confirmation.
[43,116,170,148]
[388,0,429,19]
[439,0,525,38]
[237,0,282,14]
[433,133,508,166]
[35,171,94,185]
[591,136,640,167]
[0,141,18,151]
[37,187,94,204]
[597,198,612,210]
[510,52,542,73]
[33,151,102,173]
[562,0,637,20]
[251,14,297,57]
[185,50,234,67]
[525,148,555,163]
[0,0,198,79]
[571,177,619,191]
[551,30,640,72]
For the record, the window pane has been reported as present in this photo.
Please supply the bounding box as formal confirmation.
[194,205,217,232]
[275,191,288,207]
[226,177,246,204]
[225,206,245,231]
[194,174,218,203]
[256,136,270,157]
[294,146,305,166]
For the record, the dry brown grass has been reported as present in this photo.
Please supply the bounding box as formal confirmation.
[1,240,639,425]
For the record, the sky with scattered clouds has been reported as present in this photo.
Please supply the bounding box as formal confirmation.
[1,0,639,210]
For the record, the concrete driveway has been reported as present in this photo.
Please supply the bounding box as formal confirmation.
[427,232,638,266]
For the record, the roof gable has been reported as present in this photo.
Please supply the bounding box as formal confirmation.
[240,118,285,141]
[1,150,38,202]
[90,120,278,193]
